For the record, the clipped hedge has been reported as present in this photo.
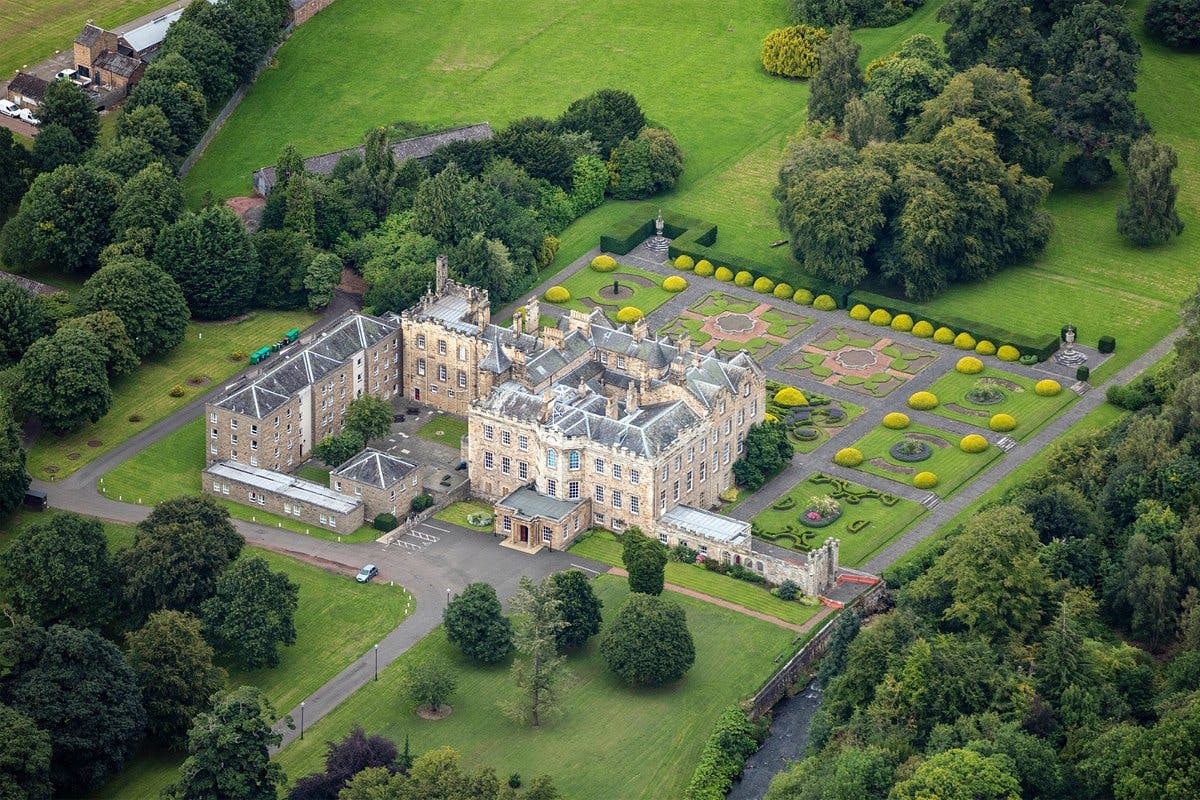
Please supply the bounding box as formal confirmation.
[663,276,689,293]
[908,391,938,410]
[753,276,776,293]
[989,413,1017,432]
[674,254,695,271]
[975,340,997,356]
[997,345,1020,362]
[1099,335,1116,354]
[793,288,815,305]
[683,706,762,800]
[834,447,863,467]
[849,303,871,321]
[960,434,989,453]
[591,254,617,272]
[933,326,956,344]
[813,294,837,311]
[715,267,734,282]
[1035,379,1061,396]
[954,332,977,350]
[695,260,715,277]
[734,271,754,287]
[891,313,914,332]
[544,285,571,303]
[956,356,983,374]
[774,282,794,299]
[914,471,939,490]
[774,386,808,407]
[869,308,892,326]
[616,307,644,324]
[883,412,910,429]
[912,320,934,338]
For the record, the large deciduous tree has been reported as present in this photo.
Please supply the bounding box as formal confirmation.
[304,251,343,311]
[15,326,112,433]
[344,394,393,443]
[1,164,120,273]
[1117,135,1185,246]
[622,527,667,595]
[600,593,695,686]
[29,123,82,173]
[0,406,30,516]
[548,569,603,650]
[0,701,52,800]
[252,228,313,309]
[502,576,567,727]
[0,280,49,367]
[126,610,226,747]
[117,104,183,163]
[733,422,794,490]
[808,25,864,126]
[161,20,236,104]
[125,55,209,151]
[90,136,159,180]
[444,582,513,663]
[938,0,1046,79]
[891,748,1021,800]
[0,129,31,210]
[557,89,646,157]
[78,257,189,358]
[402,656,457,716]
[1145,0,1200,48]
[864,34,954,131]
[155,205,258,319]
[38,78,100,148]
[201,556,299,669]
[59,310,140,376]
[288,727,400,800]
[112,162,186,244]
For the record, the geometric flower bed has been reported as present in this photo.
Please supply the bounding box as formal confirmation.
[659,292,812,361]
[845,420,1004,499]
[779,324,938,398]
[765,379,863,454]
[549,264,675,323]
[750,472,926,567]
[922,366,1077,442]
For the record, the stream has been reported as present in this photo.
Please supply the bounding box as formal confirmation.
[726,678,824,799]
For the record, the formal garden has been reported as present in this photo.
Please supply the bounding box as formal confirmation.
[543,259,675,324]
[923,365,1078,441]
[838,417,1005,499]
[765,380,863,453]
[750,473,926,568]
[657,291,812,359]
[779,325,939,398]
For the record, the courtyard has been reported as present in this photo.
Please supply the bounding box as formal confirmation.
[658,291,812,360]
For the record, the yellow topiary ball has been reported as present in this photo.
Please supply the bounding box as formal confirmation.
[695,260,715,277]
[883,412,910,429]
[813,294,837,311]
[591,254,616,271]
[662,275,688,293]
[793,288,815,306]
[753,276,775,293]
[543,285,571,303]
[891,313,914,332]
[933,326,956,344]
[997,345,1020,362]
[673,254,694,270]
[989,413,1017,432]
[975,340,997,356]
[869,308,893,326]
[956,356,983,374]
[834,447,863,467]
[960,434,989,453]
[912,320,934,338]
[616,307,644,325]
[774,282,794,299]
[734,270,754,287]
[954,332,977,350]
[908,391,939,410]
[849,303,871,321]
[715,266,734,282]
[913,471,939,490]
[1035,379,1062,397]
[773,386,809,407]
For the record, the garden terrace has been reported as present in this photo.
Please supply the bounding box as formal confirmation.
[923,366,1077,442]
[846,421,1004,499]
[780,324,939,398]
[658,291,812,361]
[765,380,864,454]
[546,264,674,324]
[751,473,925,568]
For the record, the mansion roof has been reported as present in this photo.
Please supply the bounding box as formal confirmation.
[333,448,417,488]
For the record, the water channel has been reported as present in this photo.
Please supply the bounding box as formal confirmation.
[726,678,824,799]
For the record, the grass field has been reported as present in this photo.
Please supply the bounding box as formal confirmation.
[550,264,675,320]
[102,416,380,543]
[752,473,926,566]
[848,421,1004,498]
[273,575,797,799]
[434,500,494,530]
[416,413,468,449]
[924,366,1077,441]
[184,0,1196,379]
[569,530,820,625]
[27,310,316,480]
[0,0,166,79]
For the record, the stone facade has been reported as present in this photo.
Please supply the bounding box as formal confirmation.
[331,448,422,520]
[73,24,120,83]
[288,0,339,26]
[494,487,590,553]
[203,461,364,532]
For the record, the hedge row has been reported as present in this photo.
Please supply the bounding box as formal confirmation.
[684,706,763,800]
[847,289,1060,362]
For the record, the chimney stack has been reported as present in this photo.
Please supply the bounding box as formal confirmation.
[435,254,448,295]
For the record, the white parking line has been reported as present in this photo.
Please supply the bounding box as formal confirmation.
[421,523,452,533]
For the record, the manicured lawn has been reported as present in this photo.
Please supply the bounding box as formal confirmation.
[416,413,468,449]
[752,473,926,567]
[923,366,1077,442]
[0,0,167,79]
[847,421,1004,499]
[765,381,866,454]
[273,575,796,799]
[102,416,379,543]
[549,264,674,321]
[434,500,494,530]
[27,310,316,481]
[568,530,818,625]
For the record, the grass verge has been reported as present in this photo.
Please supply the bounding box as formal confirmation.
[416,413,468,449]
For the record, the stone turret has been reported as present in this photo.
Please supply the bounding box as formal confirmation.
[631,316,648,342]
[625,381,639,414]
[524,297,540,332]
[435,254,448,294]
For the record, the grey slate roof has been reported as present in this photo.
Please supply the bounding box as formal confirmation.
[0,270,63,297]
[95,50,141,77]
[205,461,361,513]
[333,448,417,488]
[496,487,584,521]
[75,23,107,47]
[8,73,48,102]
[252,123,494,195]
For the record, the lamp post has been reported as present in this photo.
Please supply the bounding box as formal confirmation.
[373,644,379,681]
[300,702,305,739]
[446,587,451,607]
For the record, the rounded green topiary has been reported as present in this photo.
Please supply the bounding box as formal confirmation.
[975,340,997,356]
[989,413,1017,432]
[891,313,914,332]
[1035,379,1061,397]
[813,294,837,311]
[883,412,910,429]
[591,255,617,272]
[793,288,815,306]
[673,255,695,271]
[715,267,734,282]
[761,24,829,78]
[616,307,645,325]
[834,447,863,467]
[912,320,934,338]
[869,308,893,326]
[774,282,794,299]
[956,356,983,374]
[960,434,989,453]
[773,386,808,407]
[734,270,754,287]
[849,303,871,321]
[662,275,688,293]
[996,344,1020,362]
[913,471,939,490]
[908,391,939,410]
[933,327,956,344]
[695,260,715,277]
[753,276,775,293]
[954,332,977,350]
[544,285,571,303]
